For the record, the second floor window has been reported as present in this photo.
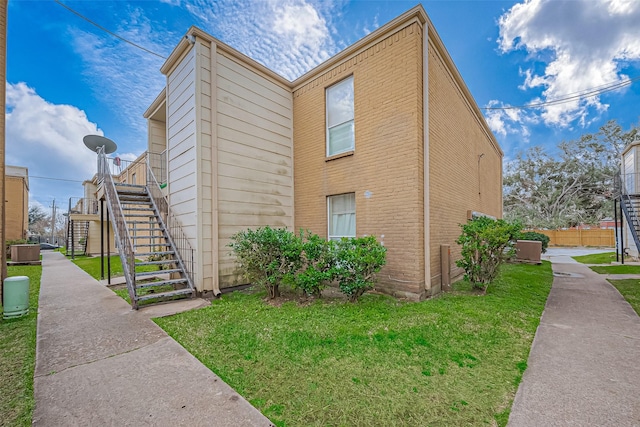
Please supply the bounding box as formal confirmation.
[326,76,354,156]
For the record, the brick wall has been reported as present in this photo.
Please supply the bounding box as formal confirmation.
[5,175,28,241]
[293,22,426,299]
[427,39,503,288]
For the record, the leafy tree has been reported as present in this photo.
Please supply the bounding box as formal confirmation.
[456,217,521,291]
[29,205,47,225]
[29,205,51,235]
[228,226,302,299]
[504,120,637,228]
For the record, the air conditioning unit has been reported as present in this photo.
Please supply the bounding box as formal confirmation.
[10,244,40,262]
[516,240,542,263]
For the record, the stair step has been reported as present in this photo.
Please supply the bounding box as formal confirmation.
[116,192,147,197]
[135,288,193,303]
[115,183,145,188]
[129,235,166,239]
[136,268,182,277]
[136,259,176,266]
[121,206,154,211]
[136,251,175,257]
[136,278,188,289]
[123,214,158,218]
[118,194,150,200]
[134,242,171,247]
[126,221,162,225]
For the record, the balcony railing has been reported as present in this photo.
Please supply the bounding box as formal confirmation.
[146,159,195,291]
[68,197,99,215]
[148,150,167,185]
[620,173,640,196]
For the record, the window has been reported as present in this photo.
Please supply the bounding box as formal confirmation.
[328,193,355,240]
[326,76,354,156]
[131,172,137,185]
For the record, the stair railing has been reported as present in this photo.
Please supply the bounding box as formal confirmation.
[97,146,138,307]
[617,172,640,254]
[145,159,196,292]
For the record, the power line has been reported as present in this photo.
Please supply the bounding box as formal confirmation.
[30,175,85,183]
[483,75,640,111]
[54,0,166,59]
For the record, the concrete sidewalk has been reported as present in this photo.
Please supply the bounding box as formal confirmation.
[33,251,272,426]
[509,252,640,426]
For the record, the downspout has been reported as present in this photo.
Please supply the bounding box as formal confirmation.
[209,38,221,297]
[422,22,431,297]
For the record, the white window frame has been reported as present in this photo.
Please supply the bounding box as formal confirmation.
[327,193,356,241]
[326,76,355,157]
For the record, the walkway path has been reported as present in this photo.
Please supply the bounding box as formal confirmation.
[508,251,640,426]
[33,251,272,426]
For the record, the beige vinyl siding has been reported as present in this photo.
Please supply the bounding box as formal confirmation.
[215,51,294,287]
[166,46,198,246]
[85,218,116,255]
[148,118,166,155]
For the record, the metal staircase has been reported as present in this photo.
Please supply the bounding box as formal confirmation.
[619,194,640,254]
[98,148,195,309]
[617,173,640,254]
[67,220,90,256]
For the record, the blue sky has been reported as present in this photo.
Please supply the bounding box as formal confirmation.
[7,0,640,210]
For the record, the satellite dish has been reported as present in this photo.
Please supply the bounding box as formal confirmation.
[83,135,118,154]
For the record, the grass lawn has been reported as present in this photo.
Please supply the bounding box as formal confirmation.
[71,256,177,306]
[0,265,42,426]
[589,265,640,274]
[156,262,553,427]
[572,252,620,264]
[608,279,640,315]
[71,255,157,280]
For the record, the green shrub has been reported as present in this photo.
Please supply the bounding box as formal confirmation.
[295,231,336,298]
[519,231,550,253]
[229,226,302,299]
[333,236,387,302]
[456,217,522,290]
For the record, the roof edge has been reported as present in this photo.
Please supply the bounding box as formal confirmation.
[159,26,292,89]
[143,88,166,119]
[155,4,502,156]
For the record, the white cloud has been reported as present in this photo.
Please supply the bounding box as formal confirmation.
[484,100,538,140]
[6,82,103,203]
[497,0,640,128]
[182,0,339,80]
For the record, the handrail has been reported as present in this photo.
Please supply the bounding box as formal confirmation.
[97,147,138,307]
[67,197,100,215]
[146,159,196,291]
[617,170,640,253]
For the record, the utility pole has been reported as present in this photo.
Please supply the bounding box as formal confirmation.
[50,199,56,243]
